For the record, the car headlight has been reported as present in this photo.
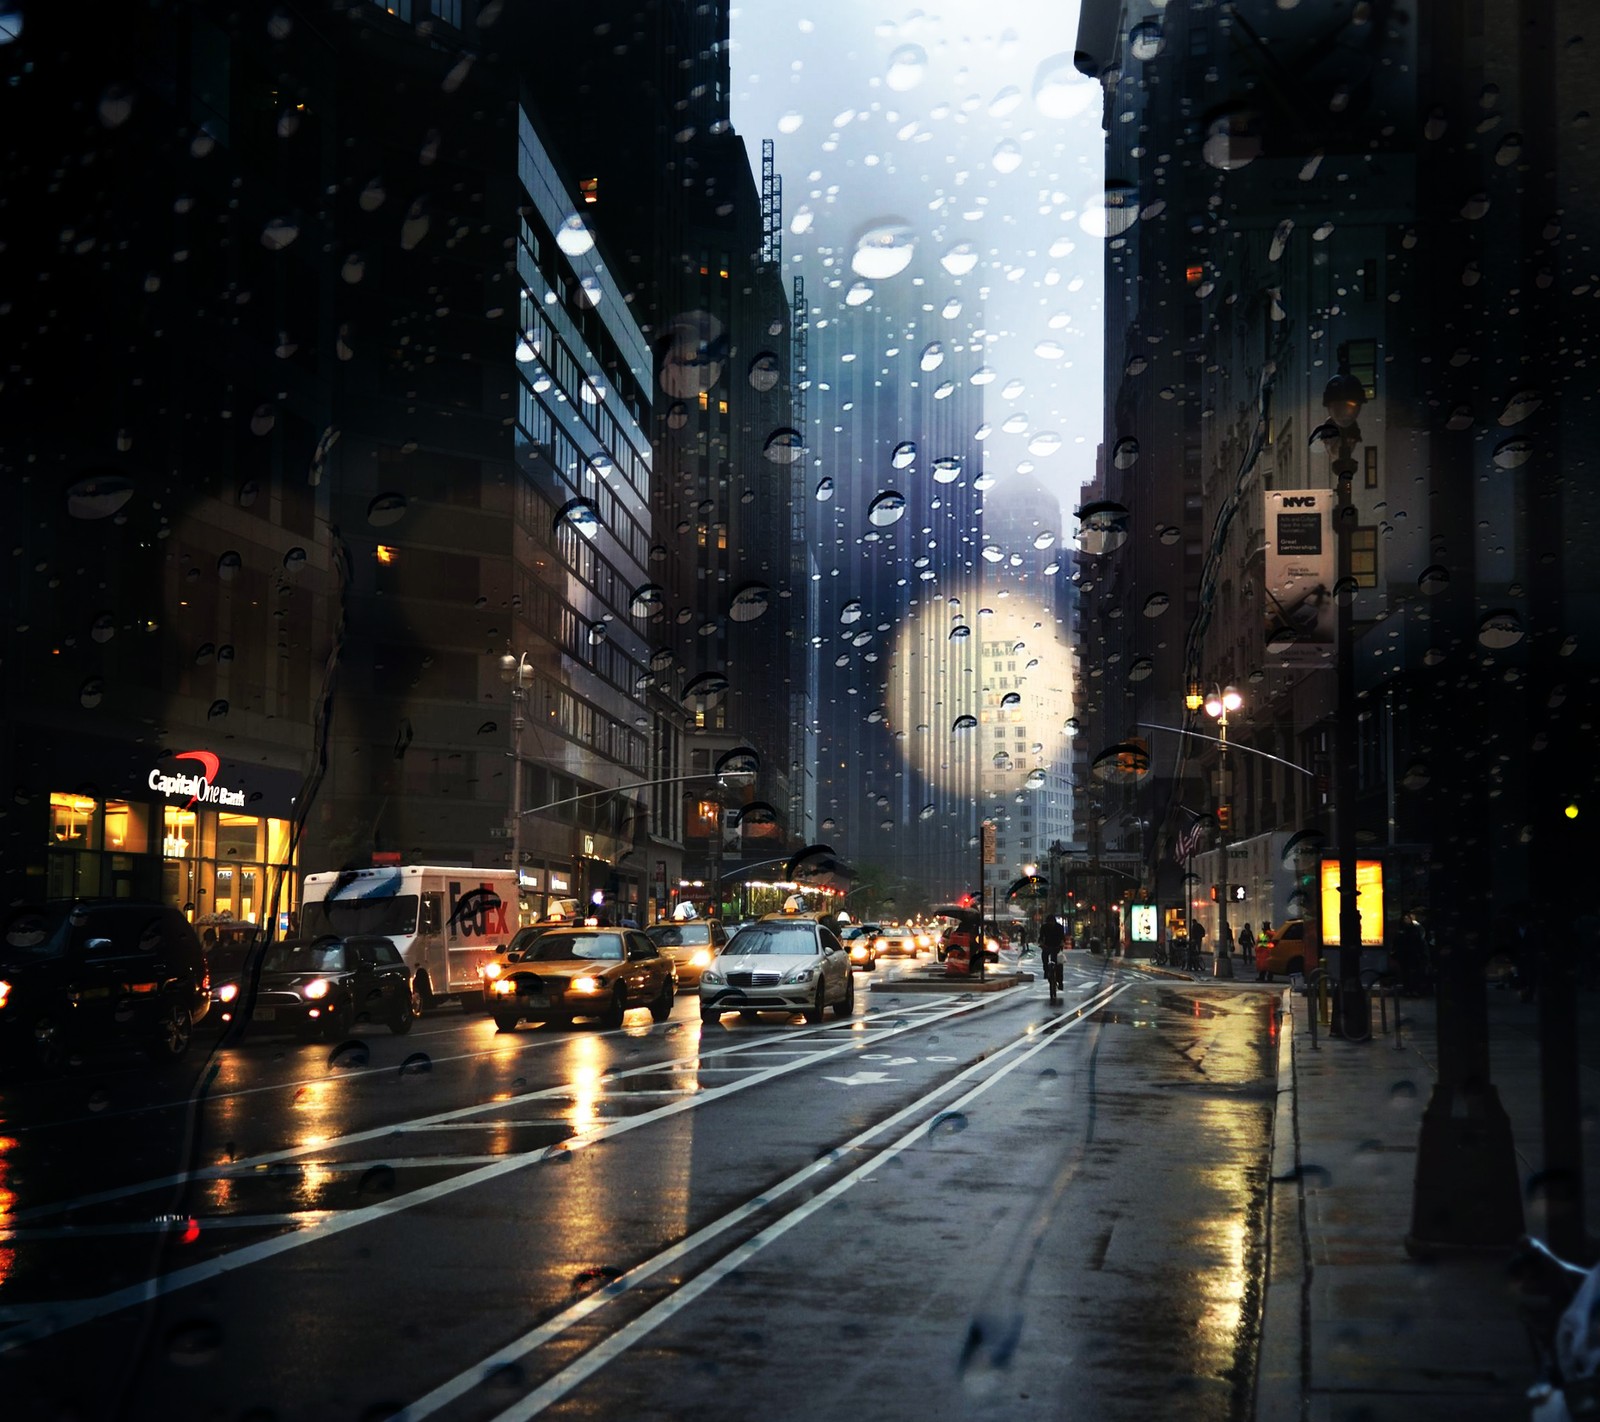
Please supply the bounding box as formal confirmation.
[690,948,711,968]
[0,979,10,1010]
[483,962,503,981]
[782,965,817,984]
[571,975,602,994]
[302,978,331,1000]
[701,968,724,985]
[218,982,239,1004]
[850,944,868,960]
[874,939,888,951]
[492,978,517,995]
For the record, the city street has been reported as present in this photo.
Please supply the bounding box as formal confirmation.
[1,959,1280,1421]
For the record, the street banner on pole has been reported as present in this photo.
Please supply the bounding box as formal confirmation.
[1264,490,1336,664]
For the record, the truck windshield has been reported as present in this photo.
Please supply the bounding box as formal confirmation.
[301,896,419,938]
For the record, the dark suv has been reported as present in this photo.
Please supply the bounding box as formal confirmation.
[0,900,211,1071]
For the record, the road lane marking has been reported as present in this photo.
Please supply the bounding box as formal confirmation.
[6,993,1029,1227]
[392,980,1134,1422]
[821,1071,901,1086]
[0,988,1046,1342]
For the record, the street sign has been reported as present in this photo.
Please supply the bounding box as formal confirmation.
[487,826,510,839]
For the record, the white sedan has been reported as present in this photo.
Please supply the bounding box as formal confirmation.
[700,916,854,1024]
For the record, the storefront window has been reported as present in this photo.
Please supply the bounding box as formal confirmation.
[162,806,197,859]
[49,793,101,851]
[104,799,150,854]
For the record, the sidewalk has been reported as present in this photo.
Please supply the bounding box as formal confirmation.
[1256,981,1600,1421]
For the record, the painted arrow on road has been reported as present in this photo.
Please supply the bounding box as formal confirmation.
[822,1071,901,1087]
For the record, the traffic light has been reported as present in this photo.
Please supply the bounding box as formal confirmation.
[1209,884,1220,902]
[1217,805,1231,831]
[1230,884,1246,903]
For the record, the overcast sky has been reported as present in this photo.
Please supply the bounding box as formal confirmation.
[728,1,1104,517]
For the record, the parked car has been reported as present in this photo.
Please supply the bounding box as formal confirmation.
[644,920,728,990]
[243,936,414,1039]
[487,927,676,1031]
[0,900,211,1071]
[872,926,921,959]
[700,913,853,1024]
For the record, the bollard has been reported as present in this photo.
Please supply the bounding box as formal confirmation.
[1306,971,1321,1051]
[1377,984,1389,1035]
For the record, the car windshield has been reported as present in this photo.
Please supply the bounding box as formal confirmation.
[724,925,818,957]
[647,924,710,947]
[525,934,624,963]
[262,943,348,974]
[506,926,553,956]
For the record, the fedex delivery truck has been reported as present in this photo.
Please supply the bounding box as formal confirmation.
[300,866,518,1013]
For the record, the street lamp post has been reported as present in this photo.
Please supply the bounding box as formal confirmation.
[1202,684,1241,978]
[1317,353,1370,1038]
[498,651,533,910]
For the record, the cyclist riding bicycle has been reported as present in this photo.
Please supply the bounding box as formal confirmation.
[1039,914,1066,1003]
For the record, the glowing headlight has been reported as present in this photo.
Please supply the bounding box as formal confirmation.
[218,982,240,1004]
[874,938,889,951]
[690,949,712,968]
[701,968,724,985]
[782,965,817,984]
[483,962,503,980]
[0,980,11,1010]
[492,978,517,995]
[851,944,868,960]
[302,979,331,1000]
[571,975,602,994]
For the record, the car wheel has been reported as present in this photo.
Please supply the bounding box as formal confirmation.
[600,987,626,1030]
[835,972,854,1019]
[410,973,435,1018]
[389,996,415,1035]
[493,1011,520,1033]
[648,978,674,1024]
[150,1002,193,1062]
[700,1004,721,1025]
[803,982,826,1024]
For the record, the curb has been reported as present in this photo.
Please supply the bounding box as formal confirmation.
[1256,989,1306,1422]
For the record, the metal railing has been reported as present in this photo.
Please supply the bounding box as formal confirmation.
[1292,966,1406,1051]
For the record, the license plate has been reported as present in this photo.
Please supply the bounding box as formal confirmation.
[251,1007,277,1022]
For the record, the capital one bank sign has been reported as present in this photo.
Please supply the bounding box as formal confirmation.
[149,750,247,809]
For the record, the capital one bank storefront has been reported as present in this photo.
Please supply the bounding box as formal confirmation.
[24,733,304,932]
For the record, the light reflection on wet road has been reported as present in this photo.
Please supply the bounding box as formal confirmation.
[0,962,1280,1421]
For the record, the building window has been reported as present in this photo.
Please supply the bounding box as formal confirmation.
[1364,445,1378,489]
[1351,526,1378,588]
[1345,337,1378,400]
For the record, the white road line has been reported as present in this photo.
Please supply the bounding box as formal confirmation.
[7,995,1014,1227]
[389,981,1133,1422]
[0,989,1038,1342]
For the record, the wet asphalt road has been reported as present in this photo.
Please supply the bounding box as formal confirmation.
[0,956,1280,1421]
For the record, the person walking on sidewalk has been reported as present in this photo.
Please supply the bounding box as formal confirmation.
[1185,919,1207,972]
[1237,922,1256,976]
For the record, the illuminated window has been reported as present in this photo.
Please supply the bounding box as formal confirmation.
[579,177,599,204]
[104,799,149,853]
[690,800,720,834]
[49,792,100,849]
[163,806,197,859]
[1351,526,1378,588]
[1364,445,1378,489]
[697,390,709,409]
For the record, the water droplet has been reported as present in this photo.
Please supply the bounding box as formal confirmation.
[216,551,242,581]
[814,477,835,502]
[1080,181,1140,238]
[67,474,134,521]
[261,217,300,251]
[763,428,805,464]
[930,1110,969,1137]
[1478,610,1524,649]
[554,498,601,540]
[940,242,979,277]
[868,491,907,527]
[555,215,595,256]
[368,492,408,527]
[398,1052,432,1076]
[840,601,863,626]
[283,547,307,575]
[1077,501,1131,555]
[327,1039,370,1070]
[79,679,104,709]
[991,139,1023,174]
[919,343,945,374]
[1491,436,1533,470]
[1032,54,1097,120]
[630,584,666,619]
[400,197,431,251]
[932,456,963,485]
[683,672,729,713]
[165,1319,222,1368]
[948,624,971,641]
[845,281,874,306]
[1024,769,1047,790]
[1401,762,1431,791]
[885,44,928,92]
[1129,18,1165,60]
[1202,108,1262,170]
[919,803,938,821]
[852,222,916,280]
[729,582,772,622]
[1497,389,1543,426]
[358,1164,398,1194]
[1142,593,1170,618]
[951,714,978,733]
[748,352,781,392]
